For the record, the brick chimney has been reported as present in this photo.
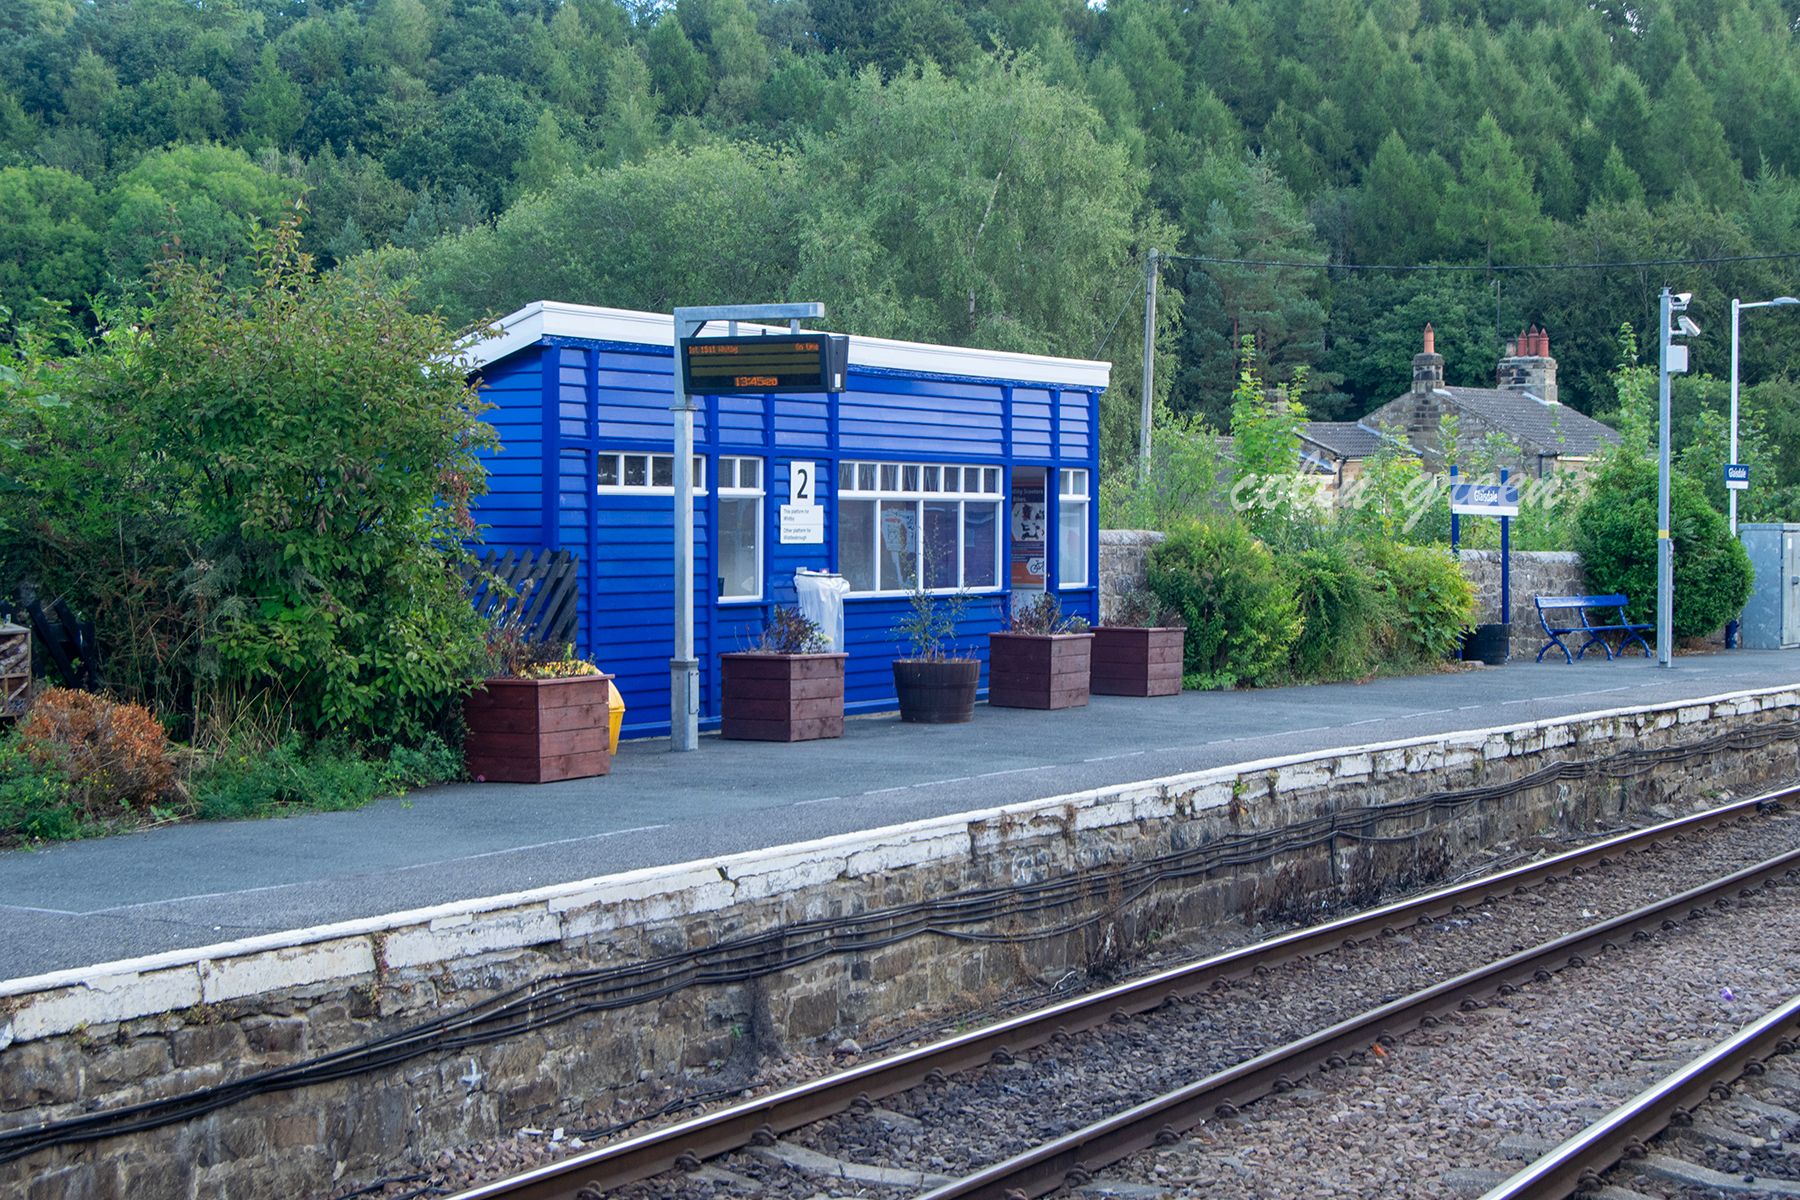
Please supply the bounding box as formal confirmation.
[1412,323,1445,395]
[1496,325,1558,405]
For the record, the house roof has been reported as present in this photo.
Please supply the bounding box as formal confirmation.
[1299,421,1388,459]
[1433,387,1620,457]
[458,300,1113,390]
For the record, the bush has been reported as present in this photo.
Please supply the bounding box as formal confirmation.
[0,734,80,843]
[1577,453,1753,639]
[1365,542,1476,662]
[1147,518,1301,689]
[17,688,176,815]
[191,734,461,821]
[1282,541,1390,681]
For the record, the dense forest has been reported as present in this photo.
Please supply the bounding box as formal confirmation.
[3,0,1800,464]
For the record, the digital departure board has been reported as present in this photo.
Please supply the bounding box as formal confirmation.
[679,333,850,395]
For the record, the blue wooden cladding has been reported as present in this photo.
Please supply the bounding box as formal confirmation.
[464,303,1109,740]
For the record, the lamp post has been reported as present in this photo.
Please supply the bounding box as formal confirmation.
[1656,289,1698,669]
[1729,296,1800,536]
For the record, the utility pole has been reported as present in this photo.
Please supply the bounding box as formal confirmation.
[1138,247,1157,481]
[1656,288,1697,668]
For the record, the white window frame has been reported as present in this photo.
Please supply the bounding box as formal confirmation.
[1058,468,1091,588]
[837,460,1004,596]
[596,452,706,494]
[716,456,764,603]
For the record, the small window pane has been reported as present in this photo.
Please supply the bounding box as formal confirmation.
[880,463,899,491]
[838,499,877,592]
[652,456,673,488]
[1059,499,1088,587]
[943,466,962,493]
[624,456,648,487]
[694,456,705,489]
[923,466,940,492]
[598,456,619,487]
[718,496,760,599]
[923,501,960,589]
[878,500,917,591]
[738,458,759,489]
[858,463,877,491]
[902,464,920,491]
[984,468,999,493]
[964,502,999,588]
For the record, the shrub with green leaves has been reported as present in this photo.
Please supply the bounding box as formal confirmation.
[0,732,80,844]
[191,734,461,822]
[1577,452,1752,639]
[1365,541,1476,662]
[1147,518,1301,689]
[1282,540,1390,681]
[1,218,495,742]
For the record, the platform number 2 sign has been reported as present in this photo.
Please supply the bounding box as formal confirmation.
[780,461,823,544]
[791,462,816,508]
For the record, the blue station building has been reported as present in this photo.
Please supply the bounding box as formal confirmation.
[463,301,1110,739]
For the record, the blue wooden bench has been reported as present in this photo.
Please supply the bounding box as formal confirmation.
[1534,594,1653,663]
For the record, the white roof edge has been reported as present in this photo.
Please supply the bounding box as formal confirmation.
[457,300,1112,390]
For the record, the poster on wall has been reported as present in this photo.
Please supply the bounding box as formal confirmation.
[1010,475,1046,587]
[881,504,917,587]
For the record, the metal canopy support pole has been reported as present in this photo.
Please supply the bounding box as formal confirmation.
[1449,463,1460,554]
[1499,466,1511,626]
[1656,288,1674,669]
[669,302,826,752]
[1138,248,1157,481]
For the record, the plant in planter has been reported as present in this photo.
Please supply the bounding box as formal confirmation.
[889,580,979,724]
[721,607,847,742]
[988,593,1093,710]
[1091,586,1187,697]
[464,623,614,784]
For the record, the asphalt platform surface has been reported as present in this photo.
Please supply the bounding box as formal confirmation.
[5,651,1799,981]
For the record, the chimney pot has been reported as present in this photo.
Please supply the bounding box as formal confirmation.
[1422,323,1435,355]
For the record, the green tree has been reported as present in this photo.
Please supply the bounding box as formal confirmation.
[104,144,302,291]
[243,46,307,150]
[0,166,102,317]
[508,108,583,202]
[1437,113,1551,263]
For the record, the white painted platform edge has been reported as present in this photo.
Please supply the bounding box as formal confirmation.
[1,682,1794,1043]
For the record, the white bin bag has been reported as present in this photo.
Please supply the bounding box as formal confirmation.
[794,569,851,652]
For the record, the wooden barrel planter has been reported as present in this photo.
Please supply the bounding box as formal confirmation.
[720,652,847,742]
[1090,626,1185,697]
[464,674,613,783]
[987,631,1092,710]
[892,659,980,723]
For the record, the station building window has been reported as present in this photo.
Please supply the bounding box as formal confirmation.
[1058,468,1090,588]
[596,453,706,493]
[716,457,763,601]
[837,461,1002,595]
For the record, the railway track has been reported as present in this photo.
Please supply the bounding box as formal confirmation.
[427,789,1798,1200]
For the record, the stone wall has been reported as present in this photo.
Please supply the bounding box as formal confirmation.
[5,687,1796,1200]
[1098,529,1165,623]
[1458,550,1588,662]
[1098,530,1586,666]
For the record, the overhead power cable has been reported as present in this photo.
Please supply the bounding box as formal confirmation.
[1160,250,1800,273]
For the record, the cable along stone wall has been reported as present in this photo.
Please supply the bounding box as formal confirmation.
[2,687,1797,1200]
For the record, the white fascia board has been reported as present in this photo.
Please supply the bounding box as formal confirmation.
[459,300,1112,390]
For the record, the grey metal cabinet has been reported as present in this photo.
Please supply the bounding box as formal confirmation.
[1738,523,1800,649]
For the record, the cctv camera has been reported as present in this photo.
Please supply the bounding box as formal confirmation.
[1670,291,1693,310]
[1676,315,1702,337]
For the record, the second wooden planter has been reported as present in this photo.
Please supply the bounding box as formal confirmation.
[720,652,847,742]
[987,631,1093,710]
[892,659,980,723]
[1090,626,1186,697]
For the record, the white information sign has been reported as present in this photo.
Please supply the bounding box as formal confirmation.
[780,503,824,544]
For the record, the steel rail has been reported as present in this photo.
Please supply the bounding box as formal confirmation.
[1477,991,1800,1200]
[444,789,1791,1200]
[915,845,1800,1200]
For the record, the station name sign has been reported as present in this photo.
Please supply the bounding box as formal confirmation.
[1450,481,1520,517]
[680,333,850,396]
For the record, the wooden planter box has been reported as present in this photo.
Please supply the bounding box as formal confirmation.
[892,658,980,723]
[1090,626,1185,697]
[464,674,613,783]
[721,652,847,742]
[987,631,1093,710]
